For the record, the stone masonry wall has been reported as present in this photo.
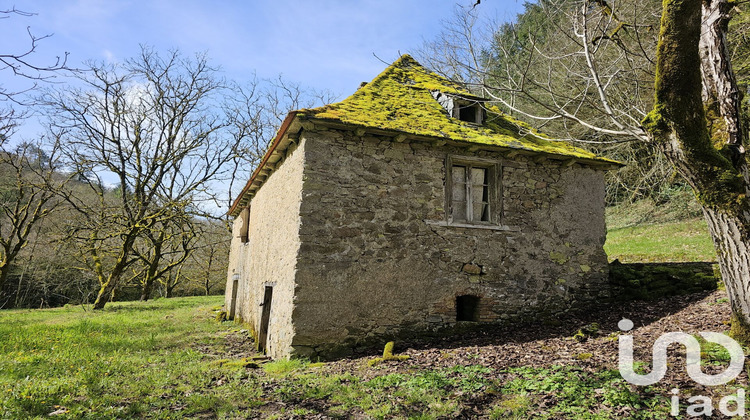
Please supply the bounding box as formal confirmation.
[290,127,610,358]
[224,139,306,360]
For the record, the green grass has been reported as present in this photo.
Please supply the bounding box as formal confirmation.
[0,296,263,419]
[268,365,496,418]
[262,358,310,377]
[604,192,716,263]
[496,366,670,420]
[605,218,716,263]
[0,297,684,419]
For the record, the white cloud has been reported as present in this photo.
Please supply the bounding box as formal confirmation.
[102,49,116,63]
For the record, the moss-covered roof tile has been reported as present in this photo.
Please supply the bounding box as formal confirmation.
[301,54,614,162]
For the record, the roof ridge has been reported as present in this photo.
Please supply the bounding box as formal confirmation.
[312,54,470,114]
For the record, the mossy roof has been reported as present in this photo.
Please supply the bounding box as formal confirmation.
[299,54,615,163]
[229,55,619,216]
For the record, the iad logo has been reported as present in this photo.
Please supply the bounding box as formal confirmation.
[617,318,747,417]
[617,318,744,386]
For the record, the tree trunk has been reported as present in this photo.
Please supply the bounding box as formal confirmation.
[140,280,154,302]
[203,251,214,296]
[92,253,130,309]
[139,236,162,302]
[702,207,750,342]
[90,230,139,310]
[0,246,20,302]
[0,266,9,304]
[644,0,750,342]
[93,276,117,310]
[139,262,158,302]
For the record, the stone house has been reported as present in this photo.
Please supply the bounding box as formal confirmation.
[225,55,619,360]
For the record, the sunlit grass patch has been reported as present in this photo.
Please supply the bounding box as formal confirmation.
[605,219,716,263]
[263,358,310,376]
[0,296,255,418]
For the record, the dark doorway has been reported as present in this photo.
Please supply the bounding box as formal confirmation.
[456,295,480,321]
[229,278,239,320]
[258,286,273,353]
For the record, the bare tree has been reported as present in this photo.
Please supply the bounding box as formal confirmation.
[1,7,71,104]
[191,219,230,296]
[158,266,183,299]
[0,7,80,308]
[0,9,332,307]
[132,213,196,301]
[45,46,242,310]
[145,219,228,298]
[224,78,272,211]
[0,137,69,307]
[418,1,672,204]
[224,76,336,210]
[464,0,659,143]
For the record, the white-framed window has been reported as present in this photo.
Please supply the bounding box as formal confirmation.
[446,157,500,225]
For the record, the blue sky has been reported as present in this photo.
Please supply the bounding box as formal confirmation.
[2,0,526,104]
[2,0,529,212]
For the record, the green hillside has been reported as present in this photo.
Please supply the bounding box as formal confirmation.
[604,194,716,263]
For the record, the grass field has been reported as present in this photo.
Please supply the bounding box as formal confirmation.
[0,297,237,418]
[0,296,677,419]
[604,194,716,263]
[605,218,716,263]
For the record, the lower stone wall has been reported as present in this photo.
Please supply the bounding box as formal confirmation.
[609,261,718,301]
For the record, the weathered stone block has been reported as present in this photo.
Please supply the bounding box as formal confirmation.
[462,263,483,275]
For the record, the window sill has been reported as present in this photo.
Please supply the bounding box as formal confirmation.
[425,220,520,231]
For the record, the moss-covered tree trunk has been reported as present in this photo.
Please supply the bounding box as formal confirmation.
[139,272,157,302]
[702,208,750,341]
[93,269,122,310]
[644,0,750,342]
[139,240,162,302]
[92,232,137,310]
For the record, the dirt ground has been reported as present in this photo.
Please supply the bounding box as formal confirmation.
[223,289,745,419]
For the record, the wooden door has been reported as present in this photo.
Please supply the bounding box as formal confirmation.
[258,286,273,353]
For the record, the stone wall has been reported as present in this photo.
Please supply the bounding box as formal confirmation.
[224,139,306,360]
[290,127,610,358]
[609,261,718,301]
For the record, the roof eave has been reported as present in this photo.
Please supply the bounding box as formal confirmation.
[303,117,624,169]
[227,111,301,217]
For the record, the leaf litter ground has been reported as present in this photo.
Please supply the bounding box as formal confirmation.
[213,289,745,419]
